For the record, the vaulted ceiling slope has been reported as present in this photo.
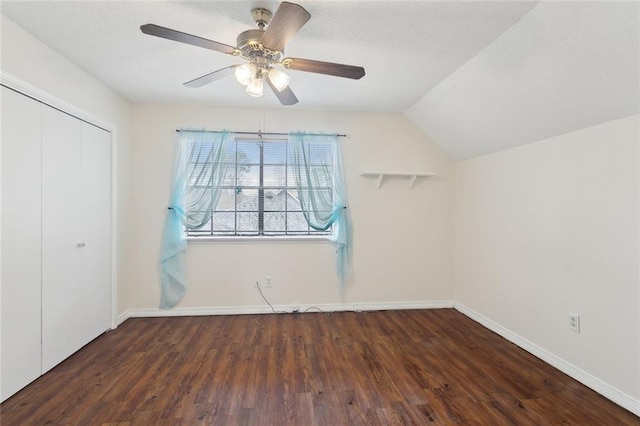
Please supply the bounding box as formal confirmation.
[1,2,638,160]
[406,1,640,160]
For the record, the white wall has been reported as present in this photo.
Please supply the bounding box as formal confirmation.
[453,115,640,402]
[126,104,454,311]
[1,14,132,314]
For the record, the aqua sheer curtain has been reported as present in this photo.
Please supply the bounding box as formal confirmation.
[159,130,234,309]
[289,132,352,294]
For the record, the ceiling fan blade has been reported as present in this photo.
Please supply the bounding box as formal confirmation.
[260,2,311,51]
[282,57,365,80]
[265,78,299,105]
[141,24,237,55]
[184,66,236,88]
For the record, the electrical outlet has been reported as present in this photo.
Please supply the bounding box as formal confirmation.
[265,276,272,288]
[569,314,580,333]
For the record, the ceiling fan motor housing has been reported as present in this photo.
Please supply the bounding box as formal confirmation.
[237,29,283,68]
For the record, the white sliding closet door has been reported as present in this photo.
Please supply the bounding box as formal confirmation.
[1,86,112,401]
[78,123,111,346]
[1,87,43,401]
[42,106,83,372]
[41,107,111,373]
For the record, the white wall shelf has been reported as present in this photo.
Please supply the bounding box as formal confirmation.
[361,172,437,189]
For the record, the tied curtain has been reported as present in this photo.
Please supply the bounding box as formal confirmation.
[289,132,352,294]
[159,130,234,309]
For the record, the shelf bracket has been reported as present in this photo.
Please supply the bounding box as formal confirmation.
[409,175,417,189]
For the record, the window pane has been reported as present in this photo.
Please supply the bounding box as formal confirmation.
[212,212,235,232]
[199,216,212,233]
[186,212,211,233]
[295,189,334,211]
[312,211,336,224]
[310,165,333,187]
[286,190,302,211]
[213,188,236,211]
[236,164,259,187]
[286,172,297,187]
[220,163,237,186]
[264,212,286,233]
[264,165,286,186]
[288,143,333,165]
[188,140,213,165]
[186,187,208,210]
[237,141,260,163]
[187,163,211,186]
[287,165,332,187]
[236,188,258,211]
[237,212,258,232]
[263,142,286,165]
[263,190,285,211]
[287,212,308,232]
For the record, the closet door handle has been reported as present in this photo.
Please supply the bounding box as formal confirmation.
[76,242,86,248]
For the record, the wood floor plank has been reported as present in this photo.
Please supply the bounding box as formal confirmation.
[1,309,638,425]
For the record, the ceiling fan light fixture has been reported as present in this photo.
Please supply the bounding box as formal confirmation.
[141,2,365,106]
[235,63,257,86]
[268,67,290,92]
[246,76,263,97]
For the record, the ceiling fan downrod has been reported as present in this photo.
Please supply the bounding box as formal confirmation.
[251,8,272,30]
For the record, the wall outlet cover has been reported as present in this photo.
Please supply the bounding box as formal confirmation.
[569,314,580,333]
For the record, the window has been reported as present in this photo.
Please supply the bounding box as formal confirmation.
[186,137,334,237]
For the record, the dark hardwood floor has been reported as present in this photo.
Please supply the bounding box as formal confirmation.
[1,309,638,425]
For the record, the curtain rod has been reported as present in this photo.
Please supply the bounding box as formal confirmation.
[175,129,347,138]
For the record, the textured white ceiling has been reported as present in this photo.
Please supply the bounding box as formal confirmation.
[0,0,536,112]
[1,1,637,159]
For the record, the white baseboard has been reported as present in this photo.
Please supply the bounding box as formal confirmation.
[123,299,455,319]
[113,311,130,328]
[454,303,640,417]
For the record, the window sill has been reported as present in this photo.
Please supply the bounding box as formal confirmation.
[187,235,332,244]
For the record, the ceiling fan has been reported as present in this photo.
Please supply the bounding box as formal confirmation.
[140,1,365,106]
